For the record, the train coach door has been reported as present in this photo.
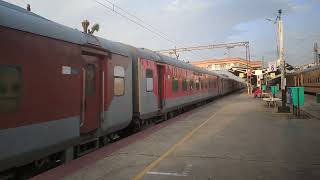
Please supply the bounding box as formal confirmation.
[81,55,101,133]
[157,65,164,110]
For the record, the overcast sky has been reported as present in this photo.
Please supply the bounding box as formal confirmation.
[4,0,320,65]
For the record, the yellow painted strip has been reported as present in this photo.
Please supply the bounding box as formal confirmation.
[132,112,218,180]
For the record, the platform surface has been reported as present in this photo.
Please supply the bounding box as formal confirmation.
[302,94,320,120]
[34,91,320,180]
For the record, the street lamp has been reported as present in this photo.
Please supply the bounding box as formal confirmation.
[266,10,290,112]
[275,9,290,112]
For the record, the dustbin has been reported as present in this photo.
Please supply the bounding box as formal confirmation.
[271,86,278,95]
[317,93,320,103]
[262,85,267,92]
[290,86,305,106]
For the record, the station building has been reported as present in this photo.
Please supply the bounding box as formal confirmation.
[190,57,262,71]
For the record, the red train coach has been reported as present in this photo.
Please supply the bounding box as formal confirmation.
[286,65,320,94]
[125,48,222,125]
[0,1,244,178]
[0,1,133,176]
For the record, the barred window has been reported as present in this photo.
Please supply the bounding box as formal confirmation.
[114,66,125,96]
[195,79,200,90]
[146,69,153,92]
[85,64,96,96]
[172,79,179,92]
[190,80,194,90]
[182,79,187,91]
[0,65,21,112]
[201,80,205,89]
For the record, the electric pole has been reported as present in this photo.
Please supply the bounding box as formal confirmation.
[277,9,290,113]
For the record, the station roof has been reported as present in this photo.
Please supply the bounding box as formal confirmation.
[191,58,262,68]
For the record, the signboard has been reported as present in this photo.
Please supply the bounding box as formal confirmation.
[257,74,263,80]
[270,72,276,78]
[268,61,277,72]
[62,66,71,74]
[257,80,261,87]
[255,70,262,76]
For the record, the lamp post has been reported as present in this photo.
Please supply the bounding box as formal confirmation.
[277,9,290,113]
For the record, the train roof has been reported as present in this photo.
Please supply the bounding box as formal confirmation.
[301,64,320,73]
[0,0,85,44]
[215,70,246,83]
[0,0,224,78]
[156,53,221,77]
[0,0,47,20]
[0,0,131,57]
[287,64,320,75]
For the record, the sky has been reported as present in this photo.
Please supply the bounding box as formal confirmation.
[4,0,320,65]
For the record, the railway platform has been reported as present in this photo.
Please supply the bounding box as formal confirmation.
[33,91,320,180]
[302,94,320,120]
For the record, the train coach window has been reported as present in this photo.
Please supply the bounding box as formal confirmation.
[85,64,96,96]
[146,69,153,92]
[0,65,21,112]
[190,80,194,90]
[172,79,179,92]
[201,80,205,89]
[114,66,125,96]
[195,80,200,90]
[182,79,187,91]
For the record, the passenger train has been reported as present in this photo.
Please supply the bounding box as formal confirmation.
[0,1,245,178]
[286,65,320,94]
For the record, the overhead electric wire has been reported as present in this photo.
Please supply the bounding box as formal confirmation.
[101,0,171,40]
[93,0,176,44]
[92,0,208,60]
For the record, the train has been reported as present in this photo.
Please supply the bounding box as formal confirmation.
[267,65,320,95]
[286,65,320,94]
[0,1,245,178]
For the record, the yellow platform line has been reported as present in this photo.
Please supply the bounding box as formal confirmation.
[132,111,218,180]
